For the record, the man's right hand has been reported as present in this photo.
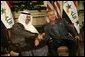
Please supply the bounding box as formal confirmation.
[10,51,19,56]
[34,33,45,46]
[35,38,39,46]
[37,33,45,41]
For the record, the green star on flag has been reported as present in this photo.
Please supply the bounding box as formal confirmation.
[5,16,8,19]
[75,21,79,25]
[1,8,6,14]
[66,4,71,9]
[66,4,71,13]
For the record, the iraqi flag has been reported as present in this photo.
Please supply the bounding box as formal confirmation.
[1,1,14,29]
[63,1,80,34]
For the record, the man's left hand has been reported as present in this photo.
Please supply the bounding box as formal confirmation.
[75,35,80,40]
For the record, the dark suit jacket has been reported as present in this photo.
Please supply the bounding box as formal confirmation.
[10,23,38,52]
[44,18,78,43]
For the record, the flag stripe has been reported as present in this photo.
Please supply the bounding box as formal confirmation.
[73,1,78,8]
[53,2,60,17]
[56,1,60,10]
[44,1,63,22]
[47,1,54,10]
[44,1,62,18]
[54,1,61,17]
[7,1,12,7]
[47,4,51,10]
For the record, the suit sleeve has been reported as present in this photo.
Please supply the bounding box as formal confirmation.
[35,26,51,49]
[44,26,51,44]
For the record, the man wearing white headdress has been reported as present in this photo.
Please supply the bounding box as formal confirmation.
[10,10,47,56]
[18,10,39,33]
[18,10,48,56]
[10,10,40,56]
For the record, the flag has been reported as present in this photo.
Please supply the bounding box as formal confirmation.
[63,1,80,33]
[73,1,78,8]
[7,1,12,8]
[44,1,63,23]
[53,1,63,18]
[44,1,63,18]
[1,1,14,29]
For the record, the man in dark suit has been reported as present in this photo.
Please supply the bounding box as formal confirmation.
[44,10,80,56]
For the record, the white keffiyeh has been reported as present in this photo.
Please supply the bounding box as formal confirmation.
[18,10,39,33]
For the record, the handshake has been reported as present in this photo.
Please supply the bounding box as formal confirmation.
[35,33,45,46]
[9,33,45,56]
